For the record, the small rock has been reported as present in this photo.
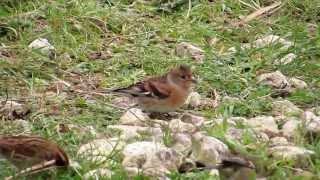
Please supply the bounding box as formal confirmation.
[281,119,301,138]
[209,169,220,177]
[272,100,303,116]
[302,111,320,134]
[269,145,314,162]
[172,133,192,153]
[176,42,205,63]
[226,127,269,143]
[84,168,113,180]
[274,53,297,65]
[122,141,180,178]
[119,108,149,126]
[252,35,293,50]
[169,119,197,134]
[111,97,136,109]
[28,38,55,58]
[288,77,308,89]
[257,71,290,89]
[181,113,205,128]
[0,100,30,120]
[269,137,289,147]
[225,127,244,142]
[247,116,279,134]
[11,119,32,133]
[77,138,124,163]
[185,92,201,108]
[191,132,229,167]
[108,125,163,142]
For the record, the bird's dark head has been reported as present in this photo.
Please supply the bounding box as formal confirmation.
[168,65,197,89]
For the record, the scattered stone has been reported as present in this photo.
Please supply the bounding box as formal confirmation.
[257,71,290,89]
[111,97,136,109]
[269,145,314,163]
[209,169,220,177]
[122,141,180,178]
[119,108,149,126]
[247,116,279,134]
[288,77,308,89]
[251,35,293,50]
[269,137,289,147]
[28,38,55,58]
[11,119,32,133]
[209,117,248,128]
[169,119,197,134]
[77,138,124,163]
[274,53,297,65]
[302,111,320,134]
[281,118,301,138]
[272,100,303,116]
[172,133,192,153]
[0,100,30,120]
[181,113,205,128]
[176,42,205,63]
[108,125,163,142]
[84,168,113,180]
[225,127,269,143]
[191,132,229,167]
[227,35,293,53]
[185,92,201,108]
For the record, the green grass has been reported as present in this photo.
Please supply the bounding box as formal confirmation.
[1,0,320,179]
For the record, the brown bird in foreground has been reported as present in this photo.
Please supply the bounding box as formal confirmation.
[102,65,197,113]
[0,135,69,179]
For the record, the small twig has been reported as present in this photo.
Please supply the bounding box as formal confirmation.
[239,1,282,24]
[186,0,192,19]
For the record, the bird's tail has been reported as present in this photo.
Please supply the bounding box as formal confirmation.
[5,160,59,180]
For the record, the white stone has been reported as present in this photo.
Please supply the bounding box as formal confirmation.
[0,100,30,120]
[176,42,205,63]
[303,111,320,134]
[247,116,279,134]
[77,138,124,163]
[274,53,297,65]
[185,92,201,108]
[281,119,301,138]
[269,145,314,161]
[11,119,32,133]
[122,141,180,178]
[28,38,55,56]
[119,108,149,126]
[272,100,303,116]
[181,113,205,128]
[253,35,293,50]
[269,137,289,147]
[288,77,308,89]
[169,119,197,134]
[191,132,229,167]
[84,168,113,180]
[172,133,192,153]
[108,125,163,142]
[257,71,290,89]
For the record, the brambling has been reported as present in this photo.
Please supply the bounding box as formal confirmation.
[0,136,69,179]
[103,65,197,113]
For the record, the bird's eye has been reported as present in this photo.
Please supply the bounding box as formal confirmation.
[181,75,186,79]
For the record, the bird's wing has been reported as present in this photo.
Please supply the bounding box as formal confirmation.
[112,76,171,99]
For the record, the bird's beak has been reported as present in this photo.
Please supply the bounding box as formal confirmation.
[191,77,198,84]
